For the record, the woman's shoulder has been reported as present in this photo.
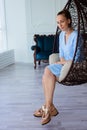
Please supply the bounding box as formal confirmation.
[59,30,78,39]
[70,30,78,38]
[73,30,78,34]
[59,31,65,37]
[72,30,82,39]
[59,30,78,35]
[73,30,78,32]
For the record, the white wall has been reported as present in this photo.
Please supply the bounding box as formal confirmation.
[5,0,28,62]
[5,0,67,63]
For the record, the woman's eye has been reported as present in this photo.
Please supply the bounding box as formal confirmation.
[61,21,64,23]
[57,21,64,24]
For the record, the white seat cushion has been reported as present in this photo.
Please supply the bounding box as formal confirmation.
[58,61,72,82]
[49,53,59,64]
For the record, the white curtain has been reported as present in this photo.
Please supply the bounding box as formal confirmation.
[0,0,7,52]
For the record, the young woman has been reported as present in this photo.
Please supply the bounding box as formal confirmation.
[33,9,82,125]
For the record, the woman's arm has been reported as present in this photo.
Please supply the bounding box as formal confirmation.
[55,57,66,65]
[55,57,72,65]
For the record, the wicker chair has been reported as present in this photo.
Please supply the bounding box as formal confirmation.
[53,0,87,85]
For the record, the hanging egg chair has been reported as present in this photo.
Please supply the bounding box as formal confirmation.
[52,0,87,85]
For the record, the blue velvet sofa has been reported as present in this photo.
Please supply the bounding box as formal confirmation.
[31,34,55,69]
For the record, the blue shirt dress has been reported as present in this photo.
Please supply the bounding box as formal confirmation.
[47,30,79,77]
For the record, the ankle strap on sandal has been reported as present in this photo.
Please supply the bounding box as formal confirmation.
[42,106,49,114]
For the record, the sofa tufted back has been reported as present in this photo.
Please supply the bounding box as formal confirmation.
[34,34,55,53]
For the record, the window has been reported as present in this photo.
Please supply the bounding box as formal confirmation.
[0,0,7,52]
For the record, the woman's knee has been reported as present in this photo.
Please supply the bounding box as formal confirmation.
[44,67,51,76]
[42,67,56,85]
[43,66,56,80]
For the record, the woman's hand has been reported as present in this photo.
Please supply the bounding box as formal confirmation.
[54,61,66,65]
[55,59,72,65]
[55,57,66,65]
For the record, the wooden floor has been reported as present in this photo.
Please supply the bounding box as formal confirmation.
[0,62,87,130]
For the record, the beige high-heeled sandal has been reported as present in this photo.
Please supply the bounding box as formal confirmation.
[33,104,59,117]
[33,105,45,117]
[41,107,51,125]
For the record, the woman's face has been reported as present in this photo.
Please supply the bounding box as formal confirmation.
[56,14,70,31]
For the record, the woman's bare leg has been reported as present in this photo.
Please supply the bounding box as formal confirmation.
[42,67,56,109]
[34,66,58,124]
